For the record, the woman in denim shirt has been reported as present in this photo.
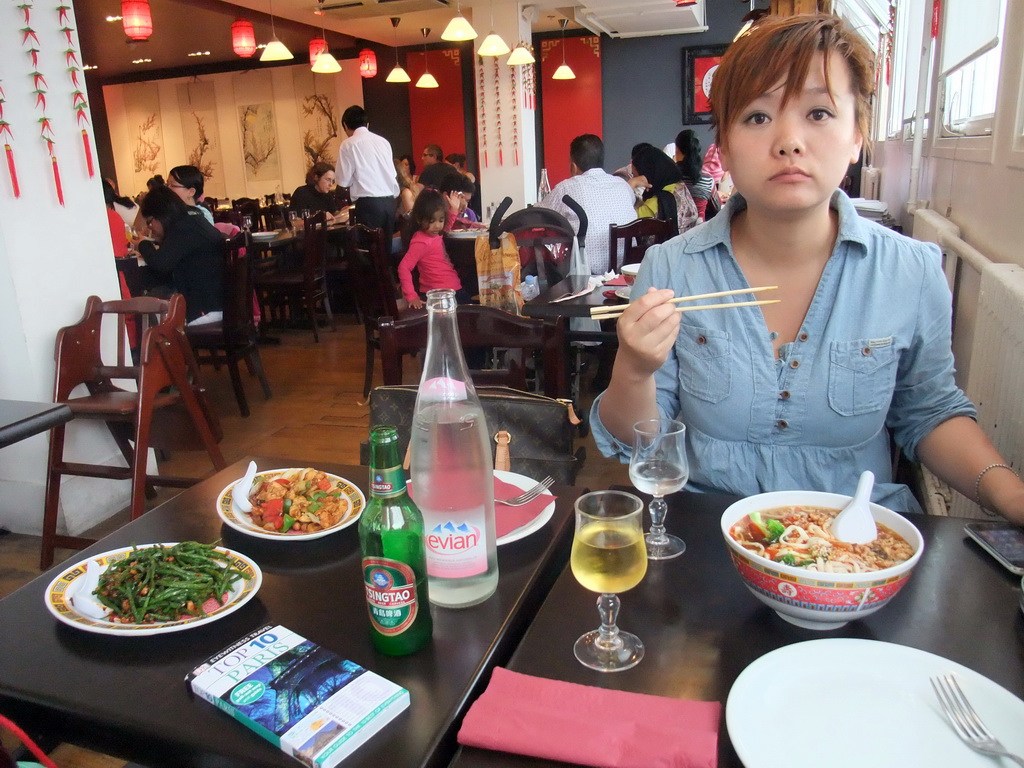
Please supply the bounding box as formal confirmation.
[593,14,1024,523]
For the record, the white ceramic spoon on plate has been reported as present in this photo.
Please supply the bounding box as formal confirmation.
[832,470,878,544]
[231,461,259,515]
[68,561,110,620]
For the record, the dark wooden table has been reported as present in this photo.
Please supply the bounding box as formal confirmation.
[0,457,579,768]
[450,490,1024,768]
[0,399,72,449]
[522,276,624,344]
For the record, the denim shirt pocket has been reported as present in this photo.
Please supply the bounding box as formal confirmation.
[828,337,898,416]
[676,325,732,403]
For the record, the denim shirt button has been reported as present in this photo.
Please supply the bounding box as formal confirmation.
[696,335,707,345]
[789,359,800,369]
[780,390,791,399]
[862,346,872,355]
[798,332,809,341]
[777,419,789,429]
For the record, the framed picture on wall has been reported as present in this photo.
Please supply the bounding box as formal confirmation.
[682,45,728,124]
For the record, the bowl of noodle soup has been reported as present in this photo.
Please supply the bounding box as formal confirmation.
[721,491,924,630]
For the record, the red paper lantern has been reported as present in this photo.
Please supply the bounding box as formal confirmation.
[309,38,328,65]
[121,0,153,41]
[359,48,378,78]
[231,19,256,58]
[674,0,697,5]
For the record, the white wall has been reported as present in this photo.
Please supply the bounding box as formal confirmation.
[0,2,131,535]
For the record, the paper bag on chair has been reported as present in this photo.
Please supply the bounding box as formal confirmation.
[475,232,522,313]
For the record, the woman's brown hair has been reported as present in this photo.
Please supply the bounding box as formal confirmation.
[709,14,874,152]
[305,161,334,186]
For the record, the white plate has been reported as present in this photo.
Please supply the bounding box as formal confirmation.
[446,229,485,239]
[495,469,556,546]
[250,231,278,239]
[45,544,262,636]
[614,287,631,300]
[727,639,1024,768]
[217,468,365,540]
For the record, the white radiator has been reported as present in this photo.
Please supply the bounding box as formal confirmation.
[860,166,881,200]
[950,263,1024,518]
[911,208,1022,518]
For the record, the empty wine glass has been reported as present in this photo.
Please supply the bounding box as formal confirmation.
[240,214,253,232]
[570,490,648,672]
[630,418,688,560]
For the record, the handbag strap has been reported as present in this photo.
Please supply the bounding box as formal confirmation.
[494,430,511,472]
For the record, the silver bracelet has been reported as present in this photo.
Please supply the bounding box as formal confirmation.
[973,462,1018,513]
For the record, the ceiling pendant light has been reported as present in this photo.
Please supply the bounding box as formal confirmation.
[416,28,439,88]
[260,0,293,62]
[386,16,411,83]
[231,19,257,58]
[121,0,153,41]
[441,0,477,41]
[477,0,510,56]
[359,48,378,78]
[552,19,575,80]
[507,41,535,66]
[310,5,341,73]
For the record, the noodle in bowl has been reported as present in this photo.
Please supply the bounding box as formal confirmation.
[720,490,924,630]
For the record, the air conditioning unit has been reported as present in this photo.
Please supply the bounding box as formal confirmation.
[860,166,881,200]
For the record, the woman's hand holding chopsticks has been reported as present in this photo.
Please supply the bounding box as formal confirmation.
[591,285,780,319]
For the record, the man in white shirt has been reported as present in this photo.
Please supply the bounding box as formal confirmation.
[335,105,400,236]
[538,134,636,275]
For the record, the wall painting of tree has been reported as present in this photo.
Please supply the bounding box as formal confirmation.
[238,102,280,182]
[177,81,226,198]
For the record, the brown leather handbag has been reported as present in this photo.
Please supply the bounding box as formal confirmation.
[363,385,585,485]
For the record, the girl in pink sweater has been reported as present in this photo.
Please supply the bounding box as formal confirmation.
[398,189,471,308]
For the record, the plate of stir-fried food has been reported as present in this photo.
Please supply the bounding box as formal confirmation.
[217,467,365,540]
[45,541,262,635]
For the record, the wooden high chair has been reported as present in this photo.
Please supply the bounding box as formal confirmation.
[40,294,226,568]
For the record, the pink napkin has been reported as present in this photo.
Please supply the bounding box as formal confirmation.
[494,477,554,539]
[407,477,554,539]
[458,668,720,768]
[604,275,628,286]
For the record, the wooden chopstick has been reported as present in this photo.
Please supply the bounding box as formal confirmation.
[592,298,779,320]
[590,285,778,317]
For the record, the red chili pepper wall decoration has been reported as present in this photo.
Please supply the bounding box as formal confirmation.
[58,3,95,177]
[493,58,503,167]
[18,1,64,204]
[510,67,519,167]
[477,56,487,169]
[0,84,21,198]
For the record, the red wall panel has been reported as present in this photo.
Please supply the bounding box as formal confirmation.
[407,49,467,167]
[539,36,603,186]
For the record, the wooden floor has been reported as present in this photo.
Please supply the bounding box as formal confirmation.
[0,315,628,767]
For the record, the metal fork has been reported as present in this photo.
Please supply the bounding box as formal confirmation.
[931,674,1024,766]
[498,476,554,506]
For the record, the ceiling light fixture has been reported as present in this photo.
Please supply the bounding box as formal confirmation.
[310,2,341,72]
[477,0,510,56]
[507,41,535,65]
[386,17,411,83]
[441,0,477,41]
[231,19,257,58]
[260,0,293,62]
[416,28,439,88]
[121,0,153,41]
[359,48,378,78]
[552,19,575,79]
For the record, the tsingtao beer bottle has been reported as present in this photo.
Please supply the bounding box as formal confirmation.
[359,425,432,655]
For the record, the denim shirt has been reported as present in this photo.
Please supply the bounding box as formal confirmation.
[590,190,976,513]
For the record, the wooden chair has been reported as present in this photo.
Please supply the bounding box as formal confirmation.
[346,224,404,397]
[255,211,334,342]
[261,204,287,232]
[186,232,272,417]
[607,217,675,273]
[41,294,226,568]
[379,305,569,399]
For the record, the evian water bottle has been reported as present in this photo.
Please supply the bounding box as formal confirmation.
[410,289,499,607]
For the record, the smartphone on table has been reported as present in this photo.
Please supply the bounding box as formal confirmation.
[964,521,1024,575]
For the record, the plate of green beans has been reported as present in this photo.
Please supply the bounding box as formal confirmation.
[45,542,262,635]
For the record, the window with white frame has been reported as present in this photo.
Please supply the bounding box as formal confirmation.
[939,0,1005,136]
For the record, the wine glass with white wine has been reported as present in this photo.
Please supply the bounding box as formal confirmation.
[630,418,688,560]
[570,490,648,672]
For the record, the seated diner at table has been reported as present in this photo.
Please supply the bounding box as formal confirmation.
[591,13,1024,525]
[439,173,484,229]
[674,129,717,221]
[289,162,341,222]
[168,164,215,225]
[630,143,699,235]
[135,186,225,325]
